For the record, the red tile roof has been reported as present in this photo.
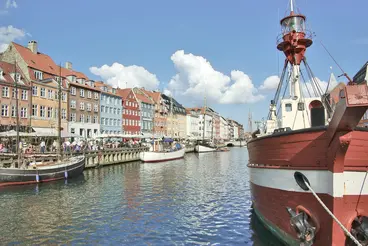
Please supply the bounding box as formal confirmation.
[12,42,60,76]
[144,90,161,103]
[116,88,132,100]
[133,88,153,104]
[94,81,121,97]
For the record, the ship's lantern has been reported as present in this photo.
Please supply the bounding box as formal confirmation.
[281,16,306,34]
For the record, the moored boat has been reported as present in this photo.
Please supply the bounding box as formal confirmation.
[195,141,217,153]
[247,1,368,245]
[140,139,185,163]
[0,156,85,187]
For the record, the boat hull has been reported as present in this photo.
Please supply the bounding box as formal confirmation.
[140,148,185,163]
[195,144,216,153]
[247,128,368,245]
[0,156,85,187]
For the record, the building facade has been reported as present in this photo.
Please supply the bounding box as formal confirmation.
[67,78,100,138]
[133,88,154,138]
[220,116,229,140]
[0,61,31,130]
[117,88,141,136]
[95,82,122,134]
[186,108,201,139]
[145,90,167,138]
[162,94,186,138]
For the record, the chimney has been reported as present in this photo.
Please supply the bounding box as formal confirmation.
[28,40,38,54]
[65,61,72,70]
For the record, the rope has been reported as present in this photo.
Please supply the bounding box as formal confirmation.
[303,178,362,246]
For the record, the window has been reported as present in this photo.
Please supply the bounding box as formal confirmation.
[47,107,53,118]
[40,106,45,117]
[113,108,116,114]
[40,88,46,97]
[80,114,85,122]
[71,100,76,108]
[21,90,28,100]
[48,89,53,99]
[94,104,98,112]
[12,88,17,99]
[101,118,105,125]
[87,91,92,98]
[107,97,110,104]
[1,105,8,116]
[32,104,37,116]
[20,107,27,118]
[297,102,305,111]
[70,113,76,122]
[61,109,66,120]
[87,103,91,111]
[71,87,76,95]
[93,116,98,123]
[62,92,67,102]
[34,70,43,80]
[110,118,113,126]
[285,103,292,112]
[114,119,117,126]
[87,115,91,123]
[118,119,120,126]
[94,92,98,99]
[109,107,113,114]
[32,86,38,96]
[80,89,85,97]
[71,128,75,134]
[11,105,16,117]
[80,102,85,110]
[101,105,105,113]
[2,87,9,97]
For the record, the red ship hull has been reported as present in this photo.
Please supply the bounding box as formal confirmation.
[247,127,368,245]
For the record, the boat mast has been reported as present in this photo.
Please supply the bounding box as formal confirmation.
[58,64,62,161]
[202,95,206,141]
[170,94,173,138]
[14,59,20,167]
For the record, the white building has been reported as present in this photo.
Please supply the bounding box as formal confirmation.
[233,125,239,139]
[220,116,229,140]
[186,108,201,139]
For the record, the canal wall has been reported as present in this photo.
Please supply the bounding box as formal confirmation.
[0,146,195,169]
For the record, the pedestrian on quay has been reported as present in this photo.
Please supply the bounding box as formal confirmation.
[40,140,46,153]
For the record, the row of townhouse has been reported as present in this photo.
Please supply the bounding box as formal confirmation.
[0,40,244,140]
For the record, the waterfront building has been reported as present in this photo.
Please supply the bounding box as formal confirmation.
[117,88,141,136]
[65,70,100,138]
[95,82,122,134]
[353,61,368,126]
[220,116,229,140]
[1,41,69,135]
[161,94,186,138]
[185,108,201,139]
[144,90,168,138]
[132,88,154,138]
[0,61,31,130]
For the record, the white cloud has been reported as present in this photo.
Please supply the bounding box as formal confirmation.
[301,76,338,97]
[259,75,280,90]
[0,25,26,52]
[90,62,160,90]
[6,0,17,9]
[166,50,264,104]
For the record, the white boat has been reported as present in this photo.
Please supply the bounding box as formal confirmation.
[195,143,216,153]
[140,139,185,163]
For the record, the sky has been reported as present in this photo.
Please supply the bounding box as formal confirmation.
[1,0,367,130]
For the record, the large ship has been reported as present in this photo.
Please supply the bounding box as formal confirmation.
[247,1,368,245]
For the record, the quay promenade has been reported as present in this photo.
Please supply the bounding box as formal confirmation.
[0,146,196,169]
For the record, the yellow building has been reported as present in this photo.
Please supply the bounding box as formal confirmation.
[30,79,68,134]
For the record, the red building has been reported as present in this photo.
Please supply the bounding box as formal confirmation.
[117,88,140,135]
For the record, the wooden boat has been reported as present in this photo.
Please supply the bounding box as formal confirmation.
[0,156,85,187]
[248,1,368,245]
[195,141,217,153]
[140,139,185,163]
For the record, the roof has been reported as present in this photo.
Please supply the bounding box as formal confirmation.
[133,88,153,104]
[69,81,101,92]
[94,81,121,97]
[142,89,161,103]
[58,65,88,80]
[12,42,60,76]
[186,107,205,114]
[0,61,30,86]
[116,88,132,100]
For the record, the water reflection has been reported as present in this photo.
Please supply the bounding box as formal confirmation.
[0,148,278,245]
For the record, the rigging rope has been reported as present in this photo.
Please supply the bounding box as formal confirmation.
[303,178,363,246]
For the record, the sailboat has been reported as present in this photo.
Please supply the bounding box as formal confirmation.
[0,62,85,187]
[195,95,217,153]
[139,93,185,162]
[247,1,368,245]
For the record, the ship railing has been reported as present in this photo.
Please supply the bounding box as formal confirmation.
[276,30,314,45]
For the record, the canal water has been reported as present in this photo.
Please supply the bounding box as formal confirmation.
[0,148,284,245]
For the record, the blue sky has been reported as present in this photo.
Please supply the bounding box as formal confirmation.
[1,0,367,130]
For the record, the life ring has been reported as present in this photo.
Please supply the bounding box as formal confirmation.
[296,205,320,233]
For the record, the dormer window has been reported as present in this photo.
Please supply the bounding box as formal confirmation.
[0,69,4,79]
[34,70,43,80]
[15,73,21,82]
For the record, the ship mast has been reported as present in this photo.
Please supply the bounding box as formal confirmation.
[14,59,20,167]
[58,64,62,161]
[202,95,206,141]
